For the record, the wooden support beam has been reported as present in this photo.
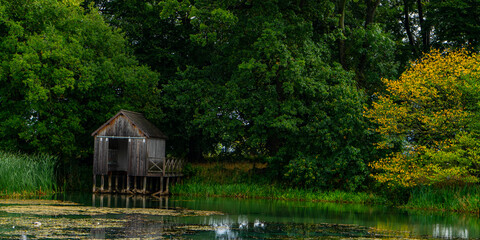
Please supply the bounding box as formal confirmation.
[134,176,137,192]
[100,175,104,191]
[149,177,153,191]
[126,176,130,192]
[92,175,96,193]
[152,177,164,197]
[108,174,112,192]
[143,176,147,194]
[165,177,170,194]
[115,175,118,192]
[160,177,164,193]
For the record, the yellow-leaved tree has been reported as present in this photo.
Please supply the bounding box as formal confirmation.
[365,49,480,187]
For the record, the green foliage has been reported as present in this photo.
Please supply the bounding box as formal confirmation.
[406,185,480,213]
[0,0,158,160]
[0,151,57,196]
[345,24,400,93]
[427,0,480,49]
[366,49,480,188]
[284,155,320,189]
[87,0,376,189]
[172,162,385,204]
[172,181,383,204]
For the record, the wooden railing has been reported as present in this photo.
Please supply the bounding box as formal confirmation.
[164,158,185,176]
[147,157,185,176]
[147,157,164,173]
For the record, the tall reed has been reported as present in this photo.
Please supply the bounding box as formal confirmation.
[406,186,480,213]
[0,151,57,197]
[171,181,384,204]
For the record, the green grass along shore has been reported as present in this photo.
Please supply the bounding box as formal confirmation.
[171,181,384,204]
[171,163,480,214]
[1,151,479,214]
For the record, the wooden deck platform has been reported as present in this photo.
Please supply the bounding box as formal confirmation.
[93,157,185,195]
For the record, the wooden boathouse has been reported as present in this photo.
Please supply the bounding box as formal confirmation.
[91,110,184,195]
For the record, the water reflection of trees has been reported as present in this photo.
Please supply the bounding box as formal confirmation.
[86,195,480,239]
[175,196,480,239]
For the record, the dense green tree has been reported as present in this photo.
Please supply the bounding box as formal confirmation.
[84,0,382,189]
[83,0,221,160]
[0,0,158,160]
[427,0,480,49]
[187,1,374,189]
[366,49,480,187]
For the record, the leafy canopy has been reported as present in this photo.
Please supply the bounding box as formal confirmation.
[0,0,158,159]
[365,49,480,187]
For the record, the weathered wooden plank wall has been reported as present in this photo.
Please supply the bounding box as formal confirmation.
[147,139,165,159]
[128,139,147,176]
[94,137,109,175]
[97,116,143,137]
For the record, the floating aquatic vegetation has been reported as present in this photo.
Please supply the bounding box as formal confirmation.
[0,199,222,217]
[0,199,224,239]
[0,199,78,206]
[0,199,434,239]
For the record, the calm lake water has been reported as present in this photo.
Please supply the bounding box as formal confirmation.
[1,193,480,239]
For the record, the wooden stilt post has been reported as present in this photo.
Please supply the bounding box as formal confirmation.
[100,194,104,208]
[143,176,147,194]
[108,174,112,193]
[107,194,111,207]
[149,177,153,192]
[126,176,130,192]
[160,177,164,194]
[92,194,96,207]
[93,175,97,193]
[134,177,137,192]
[115,175,118,192]
[165,177,170,194]
[100,175,104,192]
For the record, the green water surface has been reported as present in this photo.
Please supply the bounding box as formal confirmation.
[1,193,479,239]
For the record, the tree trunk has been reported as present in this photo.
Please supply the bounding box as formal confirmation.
[357,0,382,89]
[338,0,347,68]
[365,0,381,27]
[403,0,418,56]
[417,0,429,52]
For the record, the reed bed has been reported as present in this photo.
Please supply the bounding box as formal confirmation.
[0,151,57,197]
[174,163,480,213]
[173,162,384,204]
[405,186,480,213]
[171,181,384,204]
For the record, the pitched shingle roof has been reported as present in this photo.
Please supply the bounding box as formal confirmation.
[91,110,167,139]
